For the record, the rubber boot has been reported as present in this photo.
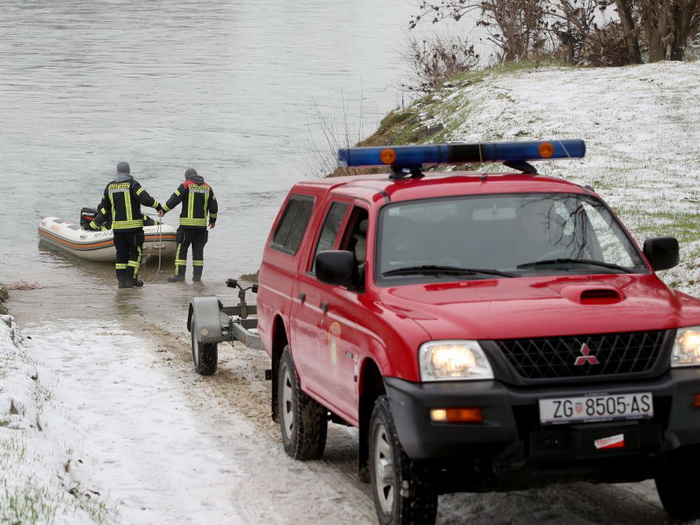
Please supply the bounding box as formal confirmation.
[168,268,185,282]
[123,277,135,288]
[192,266,203,282]
[133,277,144,287]
[117,275,128,289]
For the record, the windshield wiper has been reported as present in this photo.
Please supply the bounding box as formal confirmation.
[517,258,634,273]
[383,265,516,278]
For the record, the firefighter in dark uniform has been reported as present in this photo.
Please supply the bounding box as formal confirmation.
[91,161,163,288]
[162,168,218,282]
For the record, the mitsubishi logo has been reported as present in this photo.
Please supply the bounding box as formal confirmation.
[574,343,600,366]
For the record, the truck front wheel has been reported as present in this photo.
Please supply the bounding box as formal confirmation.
[655,447,700,520]
[369,396,437,525]
[278,346,327,460]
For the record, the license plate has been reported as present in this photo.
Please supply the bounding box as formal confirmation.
[539,392,653,425]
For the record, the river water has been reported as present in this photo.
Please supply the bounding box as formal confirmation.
[0,0,414,286]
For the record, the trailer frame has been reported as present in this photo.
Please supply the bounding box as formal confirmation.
[187,279,262,375]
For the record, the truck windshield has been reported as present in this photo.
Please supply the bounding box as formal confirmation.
[377,193,647,281]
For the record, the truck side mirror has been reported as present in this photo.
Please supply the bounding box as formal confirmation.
[643,236,679,271]
[316,250,355,287]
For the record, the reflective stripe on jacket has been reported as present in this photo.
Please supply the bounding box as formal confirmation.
[163,179,218,229]
[94,179,161,231]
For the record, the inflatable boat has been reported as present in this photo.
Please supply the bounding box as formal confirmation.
[38,216,178,262]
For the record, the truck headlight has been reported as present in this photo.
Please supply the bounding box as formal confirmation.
[672,327,700,367]
[419,340,494,381]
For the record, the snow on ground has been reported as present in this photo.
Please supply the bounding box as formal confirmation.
[1,315,247,524]
[3,62,700,524]
[0,313,376,524]
[0,315,111,524]
[432,60,700,295]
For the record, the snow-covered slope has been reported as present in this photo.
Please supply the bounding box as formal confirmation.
[412,61,700,295]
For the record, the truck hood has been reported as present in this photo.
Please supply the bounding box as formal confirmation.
[377,274,700,340]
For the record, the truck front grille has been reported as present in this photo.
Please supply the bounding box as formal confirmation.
[495,330,667,380]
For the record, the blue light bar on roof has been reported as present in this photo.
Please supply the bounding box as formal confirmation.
[337,139,585,168]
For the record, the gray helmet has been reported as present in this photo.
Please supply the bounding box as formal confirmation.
[117,161,130,174]
[184,168,197,179]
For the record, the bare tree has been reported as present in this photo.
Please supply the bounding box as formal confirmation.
[481,0,551,61]
[669,0,700,60]
[614,0,643,63]
[548,0,619,64]
[409,0,483,29]
[614,0,700,62]
[642,0,677,61]
[401,32,480,93]
[410,0,552,62]
[409,0,700,67]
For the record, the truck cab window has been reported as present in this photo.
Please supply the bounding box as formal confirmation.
[340,208,369,291]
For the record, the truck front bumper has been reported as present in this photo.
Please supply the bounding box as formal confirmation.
[385,369,700,462]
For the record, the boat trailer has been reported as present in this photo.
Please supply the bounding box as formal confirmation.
[187,278,261,376]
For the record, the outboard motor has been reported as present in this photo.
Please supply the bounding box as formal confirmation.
[80,207,98,230]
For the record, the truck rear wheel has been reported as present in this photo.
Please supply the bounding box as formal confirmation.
[278,346,327,460]
[655,447,700,520]
[369,396,437,525]
[190,313,218,376]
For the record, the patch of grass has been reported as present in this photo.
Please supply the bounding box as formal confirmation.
[2,481,59,524]
[239,271,259,283]
[624,209,700,243]
[0,443,117,524]
[357,108,424,147]
[589,180,614,192]
[488,59,576,76]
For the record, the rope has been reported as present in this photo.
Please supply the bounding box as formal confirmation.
[146,217,164,283]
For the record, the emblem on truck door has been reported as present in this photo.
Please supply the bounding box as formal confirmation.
[574,343,600,366]
[328,322,341,368]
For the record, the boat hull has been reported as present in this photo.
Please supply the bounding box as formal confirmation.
[38,217,178,262]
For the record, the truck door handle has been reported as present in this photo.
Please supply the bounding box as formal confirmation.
[321,301,328,313]
[298,292,306,303]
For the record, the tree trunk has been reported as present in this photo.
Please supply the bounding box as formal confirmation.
[669,43,685,60]
[644,1,672,63]
[669,0,700,61]
[647,30,668,62]
[614,0,643,63]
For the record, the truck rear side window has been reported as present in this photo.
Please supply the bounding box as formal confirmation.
[271,195,314,254]
[311,201,349,272]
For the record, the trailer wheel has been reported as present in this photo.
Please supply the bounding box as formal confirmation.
[656,447,700,520]
[369,395,437,525]
[278,346,327,459]
[190,313,218,376]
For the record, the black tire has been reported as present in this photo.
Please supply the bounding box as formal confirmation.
[190,313,218,376]
[655,447,700,520]
[369,396,438,525]
[278,346,327,460]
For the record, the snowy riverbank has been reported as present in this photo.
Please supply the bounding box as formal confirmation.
[0,314,114,523]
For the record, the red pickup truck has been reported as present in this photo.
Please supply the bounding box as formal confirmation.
[196,140,700,524]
